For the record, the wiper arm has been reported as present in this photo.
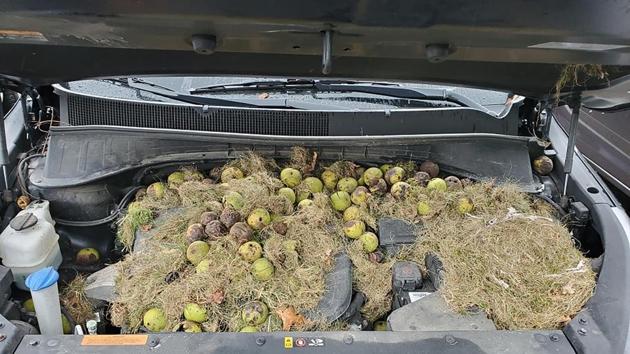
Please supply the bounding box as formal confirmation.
[189,79,506,117]
[189,79,317,93]
[98,78,348,110]
[190,79,429,100]
[190,79,399,94]
[112,78,262,108]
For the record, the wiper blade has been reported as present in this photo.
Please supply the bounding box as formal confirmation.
[98,78,348,110]
[190,79,511,118]
[190,79,430,101]
[190,79,399,94]
[105,78,514,117]
[100,78,256,107]
[118,78,510,117]
[189,79,316,93]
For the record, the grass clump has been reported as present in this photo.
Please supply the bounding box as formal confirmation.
[377,182,596,329]
[111,151,596,332]
[112,155,341,332]
[347,242,395,322]
[325,161,362,178]
[553,64,608,102]
[177,181,222,208]
[116,202,154,250]
[288,146,318,176]
[61,275,95,326]
[420,212,594,329]
[215,151,279,179]
[225,172,292,216]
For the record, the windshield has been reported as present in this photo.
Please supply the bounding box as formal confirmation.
[65,76,511,115]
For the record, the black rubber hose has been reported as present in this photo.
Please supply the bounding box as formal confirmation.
[17,153,45,198]
[533,193,567,218]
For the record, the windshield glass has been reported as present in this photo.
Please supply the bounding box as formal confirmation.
[65,76,510,114]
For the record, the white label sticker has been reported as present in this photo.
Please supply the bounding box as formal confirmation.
[0,30,47,42]
[408,291,431,303]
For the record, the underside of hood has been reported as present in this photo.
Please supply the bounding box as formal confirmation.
[1,0,630,105]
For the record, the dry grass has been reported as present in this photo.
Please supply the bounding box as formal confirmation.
[347,242,395,321]
[177,181,222,208]
[110,244,188,331]
[116,204,154,250]
[116,185,181,250]
[116,221,137,251]
[112,159,343,332]
[219,151,279,178]
[112,207,337,332]
[147,207,205,245]
[288,146,318,176]
[225,173,292,216]
[377,182,596,329]
[111,153,596,332]
[417,212,594,329]
[274,193,344,274]
[325,161,362,178]
[137,188,181,211]
[553,64,608,102]
[395,161,416,177]
[61,275,94,325]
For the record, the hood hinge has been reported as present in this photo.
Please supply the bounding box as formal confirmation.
[0,92,10,190]
[562,91,582,198]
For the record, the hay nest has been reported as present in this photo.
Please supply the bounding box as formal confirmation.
[325,160,361,178]
[288,146,318,176]
[177,181,222,208]
[116,204,154,250]
[347,242,395,322]
[213,152,279,179]
[61,275,94,326]
[111,156,342,332]
[382,182,595,329]
[553,64,608,102]
[419,210,594,329]
[111,151,596,332]
[225,173,292,216]
[112,214,334,332]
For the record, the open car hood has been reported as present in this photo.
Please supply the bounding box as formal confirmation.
[1,0,630,106]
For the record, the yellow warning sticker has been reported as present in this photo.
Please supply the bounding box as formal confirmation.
[81,335,148,346]
[284,336,294,349]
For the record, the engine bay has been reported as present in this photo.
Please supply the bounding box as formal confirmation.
[0,125,602,338]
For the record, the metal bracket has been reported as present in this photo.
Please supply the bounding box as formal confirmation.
[321,30,333,75]
[562,91,582,196]
[538,101,552,139]
[0,94,9,189]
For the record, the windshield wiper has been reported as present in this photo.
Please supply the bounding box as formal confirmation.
[101,78,513,117]
[100,78,346,110]
[190,79,507,117]
[101,78,260,107]
[189,79,398,93]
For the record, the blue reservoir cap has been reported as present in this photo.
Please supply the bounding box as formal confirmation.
[25,267,59,291]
